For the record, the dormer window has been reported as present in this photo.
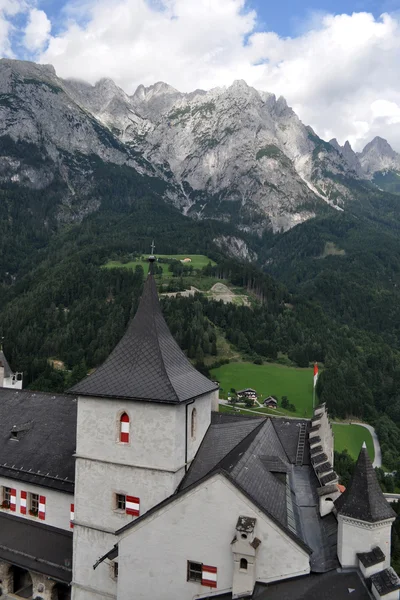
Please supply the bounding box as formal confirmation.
[120,413,130,443]
[191,408,197,440]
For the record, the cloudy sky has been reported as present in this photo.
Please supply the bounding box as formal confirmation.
[2,0,400,150]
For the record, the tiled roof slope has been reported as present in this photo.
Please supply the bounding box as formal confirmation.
[0,350,12,377]
[71,270,217,403]
[181,418,262,489]
[0,388,76,492]
[335,445,396,522]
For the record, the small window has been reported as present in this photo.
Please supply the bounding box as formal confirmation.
[29,493,39,516]
[240,558,248,570]
[112,561,119,579]
[2,487,11,508]
[191,408,197,440]
[120,413,130,443]
[187,561,202,582]
[115,494,126,511]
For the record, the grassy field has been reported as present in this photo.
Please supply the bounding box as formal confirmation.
[104,254,215,276]
[332,424,374,462]
[211,362,315,418]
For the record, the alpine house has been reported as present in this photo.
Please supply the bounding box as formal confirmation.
[0,256,398,600]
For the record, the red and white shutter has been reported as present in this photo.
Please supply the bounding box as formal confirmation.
[70,503,74,528]
[10,489,16,512]
[126,496,140,516]
[38,495,46,520]
[202,565,217,588]
[120,413,130,443]
[20,491,27,514]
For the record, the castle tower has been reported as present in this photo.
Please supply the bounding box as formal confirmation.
[70,257,218,600]
[0,344,23,389]
[336,442,396,569]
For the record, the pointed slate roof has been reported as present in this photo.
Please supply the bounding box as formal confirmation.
[70,265,218,403]
[335,444,396,522]
[0,350,12,377]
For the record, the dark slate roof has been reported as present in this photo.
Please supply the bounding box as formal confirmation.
[358,546,385,568]
[0,388,76,492]
[315,462,332,475]
[71,270,217,403]
[0,512,72,582]
[0,350,12,377]
[335,445,396,522]
[203,570,372,600]
[310,435,321,444]
[310,445,323,456]
[311,453,328,466]
[370,568,400,595]
[272,419,311,465]
[317,484,338,497]
[222,420,291,527]
[320,472,338,486]
[180,417,262,489]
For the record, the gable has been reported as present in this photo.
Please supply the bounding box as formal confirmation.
[118,473,310,596]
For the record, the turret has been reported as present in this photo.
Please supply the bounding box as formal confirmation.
[336,442,396,569]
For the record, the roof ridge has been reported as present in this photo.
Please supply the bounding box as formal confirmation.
[147,274,179,402]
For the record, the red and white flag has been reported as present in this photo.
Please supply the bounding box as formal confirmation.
[313,363,319,388]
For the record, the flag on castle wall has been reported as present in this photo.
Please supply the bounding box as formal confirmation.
[314,363,319,388]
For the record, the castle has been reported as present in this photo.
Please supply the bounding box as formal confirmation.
[0,257,399,600]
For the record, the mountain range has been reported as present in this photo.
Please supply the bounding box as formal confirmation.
[1,57,400,243]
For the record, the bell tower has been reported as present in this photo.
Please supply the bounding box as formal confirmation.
[70,253,218,600]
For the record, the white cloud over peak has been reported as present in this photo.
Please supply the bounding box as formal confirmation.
[0,0,397,151]
[23,8,51,51]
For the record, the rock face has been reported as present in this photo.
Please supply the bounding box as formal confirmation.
[0,58,396,234]
[357,136,400,175]
[74,77,364,231]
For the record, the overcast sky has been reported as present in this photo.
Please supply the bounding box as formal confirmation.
[2,0,400,151]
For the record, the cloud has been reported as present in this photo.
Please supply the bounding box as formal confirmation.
[12,1,400,151]
[23,8,51,51]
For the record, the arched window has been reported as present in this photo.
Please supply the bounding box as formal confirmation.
[120,413,130,443]
[240,558,248,570]
[191,408,197,439]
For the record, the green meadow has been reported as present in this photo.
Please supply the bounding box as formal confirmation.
[211,361,315,418]
[332,423,374,462]
[104,254,215,276]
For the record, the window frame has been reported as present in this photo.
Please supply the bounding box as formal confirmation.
[115,493,126,512]
[191,408,197,440]
[29,493,39,516]
[118,412,130,444]
[187,560,202,583]
[2,486,11,508]
[240,558,248,571]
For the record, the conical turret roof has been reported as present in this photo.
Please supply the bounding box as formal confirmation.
[70,268,218,403]
[335,444,395,522]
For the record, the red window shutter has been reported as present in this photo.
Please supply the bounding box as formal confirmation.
[10,489,16,512]
[39,495,46,520]
[70,503,74,528]
[202,565,217,588]
[20,491,27,514]
[120,413,130,443]
[126,496,140,516]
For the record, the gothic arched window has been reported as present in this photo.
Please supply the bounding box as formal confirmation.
[120,413,130,443]
[240,558,248,570]
[191,408,197,439]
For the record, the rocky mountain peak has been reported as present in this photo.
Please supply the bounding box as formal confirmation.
[358,136,400,175]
